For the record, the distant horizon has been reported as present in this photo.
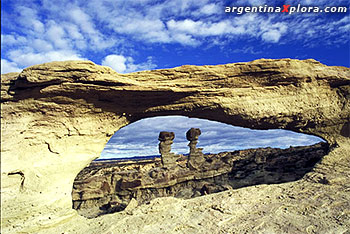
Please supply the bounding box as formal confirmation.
[100,116,324,159]
[96,140,326,160]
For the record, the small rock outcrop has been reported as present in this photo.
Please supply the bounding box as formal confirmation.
[159,131,179,168]
[72,142,329,218]
[186,128,205,168]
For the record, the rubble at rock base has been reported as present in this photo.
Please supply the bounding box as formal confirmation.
[72,142,329,218]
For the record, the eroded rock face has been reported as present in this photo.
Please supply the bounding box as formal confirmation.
[72,143,329,218]
[158,131,179,168]
[186,128,205,168]
[1,59,349,233]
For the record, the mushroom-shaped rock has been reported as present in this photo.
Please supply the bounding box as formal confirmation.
[159,131,175,141]
[186,128,205,169]
[186,128,201,141]
[158,131,178,168]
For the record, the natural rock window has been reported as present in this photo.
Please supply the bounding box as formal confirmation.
[2,59,348,234]
[72,116,328,218]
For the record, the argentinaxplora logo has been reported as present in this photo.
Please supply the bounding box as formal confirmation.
[225,4,349,15]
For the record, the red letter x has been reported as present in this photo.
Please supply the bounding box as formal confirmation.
[282,5,290,12]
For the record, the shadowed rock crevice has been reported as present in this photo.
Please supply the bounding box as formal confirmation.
[340,122,350,137]
[72,142,329,218]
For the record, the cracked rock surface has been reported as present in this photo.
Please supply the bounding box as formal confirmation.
[1,59,349,233]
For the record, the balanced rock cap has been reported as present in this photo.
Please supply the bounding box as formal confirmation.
[158,131,175,141]
[186,128,201,141]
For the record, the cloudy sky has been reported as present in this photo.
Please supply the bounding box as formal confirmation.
[101,116,323,158]
[1,0,347,158]
[1,0,349,74]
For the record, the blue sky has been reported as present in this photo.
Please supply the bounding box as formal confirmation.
[1,0,347,158]
[1,0,349,74]
[101,116,324,158]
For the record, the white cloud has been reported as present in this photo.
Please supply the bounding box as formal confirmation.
[1,0,349,73]
[85,1,286,46]
[2,2,118,72]
[167,19,199,34]
[102,54,157,73]
[285,0,343,5]
[286,14,349,46]
[233,46,262,54]
[126,56,157,72]
[1,59,22,74]
[7,50,85,68]
[165,14,288,44]
[65,24,84,40]
[69,8,93,32]
[1,34,27,46]
[235,0,267,6]
[32,19,45,34]
[16,6,38,26]
[32,39,54,52]
[68,7,115,50]
[171,33,199,46]
[261,30,282,43]
[166,19,247,41]
[198,3,220,15]
[141,0,212,19]
[110,17,170,43]
[260,21,287,43]
[102,55,127,73]
[100,116,324,159]
[46,22,70,50]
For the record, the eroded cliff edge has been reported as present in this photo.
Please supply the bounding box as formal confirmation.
[1,59,350,233]
[73,143,329,218]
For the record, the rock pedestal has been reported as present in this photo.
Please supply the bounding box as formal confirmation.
[186,128,205,169]
[159,131,178,168]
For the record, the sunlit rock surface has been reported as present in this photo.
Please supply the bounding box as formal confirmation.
[1,59,349,233]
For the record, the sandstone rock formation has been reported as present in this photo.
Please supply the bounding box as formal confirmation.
[72,143,329,218]
[1,59,349,233]
[186,128,205,168]
[158,131,179,168]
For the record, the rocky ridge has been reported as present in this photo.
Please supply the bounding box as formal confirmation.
[73,143,329,218]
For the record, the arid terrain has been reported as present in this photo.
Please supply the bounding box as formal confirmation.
[1,59,349,233]
[73,143,329,219]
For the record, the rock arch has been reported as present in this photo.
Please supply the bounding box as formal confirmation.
[1,59,349,233]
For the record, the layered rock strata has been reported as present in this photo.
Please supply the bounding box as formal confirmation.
[1,59,349,233]
[72,143,329,218]
[158,131,179,168]
[186,128,205,168]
